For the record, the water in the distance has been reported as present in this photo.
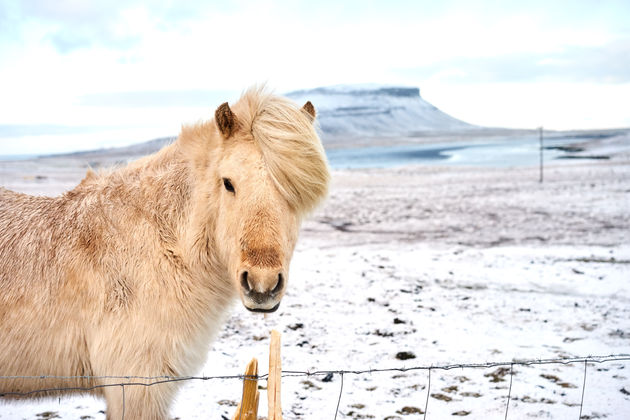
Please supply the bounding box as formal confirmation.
[326,136,591,169]
[0,134,603,168]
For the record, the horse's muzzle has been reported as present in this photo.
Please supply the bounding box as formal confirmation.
[239,268,284,313]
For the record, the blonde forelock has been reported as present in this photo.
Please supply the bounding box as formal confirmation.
[232,86,330,215]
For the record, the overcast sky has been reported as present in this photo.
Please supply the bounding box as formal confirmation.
[1,0,629,153]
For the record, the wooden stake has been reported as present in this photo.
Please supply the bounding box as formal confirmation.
[268,330,282,420]
[232,358,259,420]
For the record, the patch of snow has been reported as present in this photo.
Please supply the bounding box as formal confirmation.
[4,244,628,419]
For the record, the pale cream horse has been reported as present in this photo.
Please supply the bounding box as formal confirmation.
[0,87,329,419]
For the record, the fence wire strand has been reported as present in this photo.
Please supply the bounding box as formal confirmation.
[1,353,628,418]
[2,353,627,391]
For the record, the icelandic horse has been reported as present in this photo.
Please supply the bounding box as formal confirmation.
[0,87,329,419]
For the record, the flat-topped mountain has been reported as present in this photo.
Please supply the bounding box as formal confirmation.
[286,84,475,139]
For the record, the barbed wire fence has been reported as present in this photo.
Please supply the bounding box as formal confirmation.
[1,353,629,419]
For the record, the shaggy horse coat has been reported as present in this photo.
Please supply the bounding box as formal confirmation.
[0,88,329,419]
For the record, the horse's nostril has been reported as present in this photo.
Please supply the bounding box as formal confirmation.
[240,271,251,292]
[271,272,284,295]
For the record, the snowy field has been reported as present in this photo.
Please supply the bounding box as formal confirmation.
[0,132,629,419]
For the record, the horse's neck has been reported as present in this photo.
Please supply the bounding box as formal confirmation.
[94,143,195,237]
[113,142,220,259]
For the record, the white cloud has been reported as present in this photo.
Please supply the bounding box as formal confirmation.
[0,0,629,135]
[423,81,630,130]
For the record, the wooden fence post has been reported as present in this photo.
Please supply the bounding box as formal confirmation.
[268,330,282,420]
[231,330,282,420]
[232,358,259,420]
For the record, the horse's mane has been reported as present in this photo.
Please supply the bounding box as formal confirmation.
[233,86,330,215]
[86,87,329,217]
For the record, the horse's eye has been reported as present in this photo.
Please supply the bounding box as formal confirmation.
[223,178,235,193]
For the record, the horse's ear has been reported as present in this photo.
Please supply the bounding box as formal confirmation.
[301,101,316,123]
[215,102,237,138]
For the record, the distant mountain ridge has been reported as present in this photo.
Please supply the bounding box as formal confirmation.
[286,84,475,138]
[34,85,476,160]
[288,85,422,98]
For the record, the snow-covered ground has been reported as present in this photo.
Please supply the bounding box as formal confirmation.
[0,132,629,419]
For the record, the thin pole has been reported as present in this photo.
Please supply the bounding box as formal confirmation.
[423,368,431,420]
[578,360,588,419]
[539,126,544,183]
[334,373,344,420]
[504,364,514,420]
[121,385,125,420]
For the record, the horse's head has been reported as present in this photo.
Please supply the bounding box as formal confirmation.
[209,90,329,313]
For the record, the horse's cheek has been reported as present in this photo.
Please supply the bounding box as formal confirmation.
[215,205,240,276]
